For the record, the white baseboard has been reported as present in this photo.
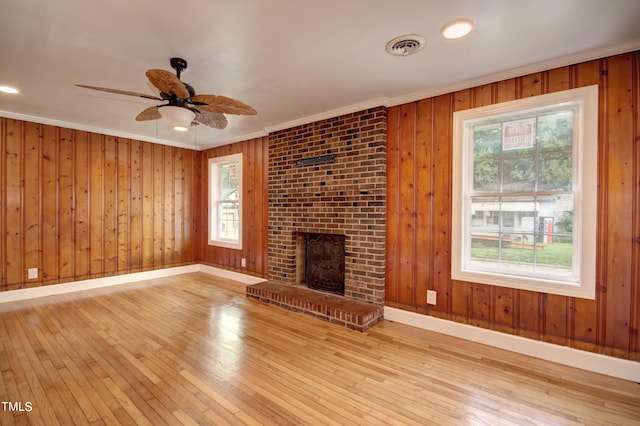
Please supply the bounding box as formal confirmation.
[384,306,640,382]
[0,264,267,304]
[0,265,200,304]
[198,264,267,285]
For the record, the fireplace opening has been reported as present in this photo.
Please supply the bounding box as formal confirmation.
[299,233,345,295]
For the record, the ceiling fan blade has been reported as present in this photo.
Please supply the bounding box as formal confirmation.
[195,111,228,129]
[76,84,162,101]
[192,94,257,115]
[146,69,190,99]
[135,106,161,121]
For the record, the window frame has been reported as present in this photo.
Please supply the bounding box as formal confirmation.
[208,153,243,250]
[451,85,598,299]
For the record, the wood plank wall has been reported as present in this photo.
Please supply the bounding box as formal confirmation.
[0,120,201,291]
[199,137,269,277]
[386,51,640,361]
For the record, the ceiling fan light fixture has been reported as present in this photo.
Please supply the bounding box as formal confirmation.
[441,19,473,40]
[158,105,195,128]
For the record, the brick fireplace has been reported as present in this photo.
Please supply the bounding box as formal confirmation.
[267,107,387,305]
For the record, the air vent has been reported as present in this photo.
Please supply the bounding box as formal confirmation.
[386,35,426,56]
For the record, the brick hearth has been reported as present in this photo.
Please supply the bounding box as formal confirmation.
[246,281,383,331]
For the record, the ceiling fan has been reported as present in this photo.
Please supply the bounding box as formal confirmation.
[76,57,256,130]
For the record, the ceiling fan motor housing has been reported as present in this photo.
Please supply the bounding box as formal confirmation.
[170,57,187,77]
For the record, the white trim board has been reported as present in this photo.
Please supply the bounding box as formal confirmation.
[0,264,266,304]
[198,264,267,285]
[384,306,640,383]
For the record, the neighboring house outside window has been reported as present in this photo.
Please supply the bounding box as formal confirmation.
[209,153,242,250]
[452,86,598,299]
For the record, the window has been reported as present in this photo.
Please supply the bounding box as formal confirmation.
[209,153,242,249]
[452,86,598,299]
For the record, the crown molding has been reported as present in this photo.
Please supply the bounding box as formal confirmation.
[0,110,204,151]
[386,39,640,108]
[263,96,390,135]
[198,129,269,150]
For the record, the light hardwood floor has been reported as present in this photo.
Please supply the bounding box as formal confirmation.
[0,272,638,425]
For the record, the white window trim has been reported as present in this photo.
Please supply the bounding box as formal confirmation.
[208,153,243,250]
[451,85,598,299]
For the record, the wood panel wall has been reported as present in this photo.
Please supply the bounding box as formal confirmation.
[386,51,640,361]
[0,120,201,291]
[199,137,269,277]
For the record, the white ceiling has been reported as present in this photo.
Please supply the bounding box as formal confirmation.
[1,0,639,150]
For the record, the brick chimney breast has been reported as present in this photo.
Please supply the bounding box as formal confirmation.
[268,107,387,304]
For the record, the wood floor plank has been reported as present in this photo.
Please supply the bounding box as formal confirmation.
[56,366,96,423]
[23,372,56,426]
[41,360,89,425]
[0,272,638,425]
[172,408,200,426]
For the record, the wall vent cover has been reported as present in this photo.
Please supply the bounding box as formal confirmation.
[386,35,426,56]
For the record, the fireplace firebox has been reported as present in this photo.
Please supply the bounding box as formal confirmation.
[304,233,345,295]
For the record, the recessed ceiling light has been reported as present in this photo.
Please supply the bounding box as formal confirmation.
[0,86,19,94]
[173,126,189,132]
[441,19,473,40]
[386,34,426,57]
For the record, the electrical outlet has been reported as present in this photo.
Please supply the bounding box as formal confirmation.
[28,268,38,279]
[427,290,437,305]
[241,258,247,268]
